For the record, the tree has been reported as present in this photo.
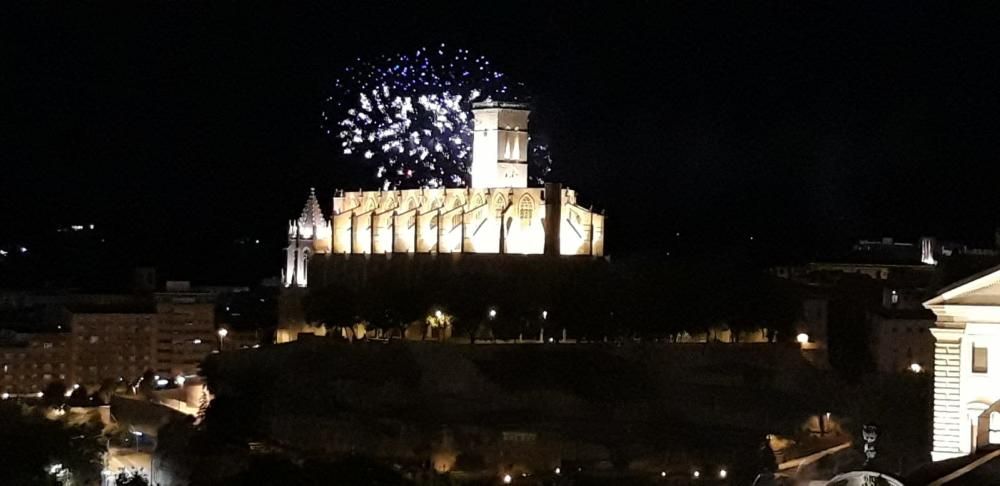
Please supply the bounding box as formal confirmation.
[67,385,91,407]
[0,401,105,485]
[136,369,157,400]
[94,377,122,405]
[42,380,68,407]
[116,469,151,486]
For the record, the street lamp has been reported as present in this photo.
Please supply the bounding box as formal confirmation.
[435,310,443,320]
[217,328,229,351]
[489,308,497,319]
[540,310,549,343]
[796,333,809,344]
[131,430,143,452]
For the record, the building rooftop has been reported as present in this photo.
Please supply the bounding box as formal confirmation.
[65,302,156,314]
[471,100,530,110]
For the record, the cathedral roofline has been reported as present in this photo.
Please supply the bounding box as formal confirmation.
[471,100,530,110]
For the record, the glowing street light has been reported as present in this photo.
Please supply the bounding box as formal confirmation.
[435,310,444,320]
[217,328,229,351]
[489,308,497,319]
[692,470,700,479]
[502,473,512,484]
[910,363,923,373]
[796,333,809,344]
[719,468,727,479]
[541,310,548,320]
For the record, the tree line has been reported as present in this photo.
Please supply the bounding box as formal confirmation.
[302,255,803,343]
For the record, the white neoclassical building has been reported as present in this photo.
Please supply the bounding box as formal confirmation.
[283,101,606,288]
[924,265,1000,461]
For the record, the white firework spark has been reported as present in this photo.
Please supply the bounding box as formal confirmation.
[323,45,552,189]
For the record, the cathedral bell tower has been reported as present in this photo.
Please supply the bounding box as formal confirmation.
[470,101,530,188]
[283,188,330,288]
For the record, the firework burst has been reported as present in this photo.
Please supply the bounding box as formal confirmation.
[323,45,552,189]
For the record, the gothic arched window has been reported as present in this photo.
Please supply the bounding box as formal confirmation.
[493,194,507,219]
[518,195,534,222]
[406,197,418,210]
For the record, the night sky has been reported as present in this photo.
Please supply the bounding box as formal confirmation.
[4,3,1000,282]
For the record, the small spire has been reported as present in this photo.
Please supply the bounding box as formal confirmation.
[298,188,326,228]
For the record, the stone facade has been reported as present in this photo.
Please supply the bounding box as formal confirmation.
[924,265,1000,461]
[283,103,605,288]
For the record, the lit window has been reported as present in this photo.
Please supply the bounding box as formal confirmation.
[494,195,507,218]
[990,412,1000,444]
[973,346,989,373]
[519,196,534,221]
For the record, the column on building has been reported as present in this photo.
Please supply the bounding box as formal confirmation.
[930,327,964,461]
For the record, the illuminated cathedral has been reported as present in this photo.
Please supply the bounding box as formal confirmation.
[283,101,606,288]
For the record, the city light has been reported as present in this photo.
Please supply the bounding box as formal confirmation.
[435,310,444,319]
[692,470,700,479]
[796,333,809,344]
[541,310,548,320]
[910,363,923,373]
[1,392,8,400]
[554,467,560,475]
[502,473,512,484]
[489,309,497,319]
[719,468,727,479]
[661,471,666,477]
[156,379,169,387]
[193,338,202,344]
[217,328,229,338]
[36,391,44,398]
[175,375,186,386]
